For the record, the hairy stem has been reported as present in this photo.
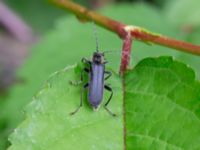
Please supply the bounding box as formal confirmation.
[120,32,132,75]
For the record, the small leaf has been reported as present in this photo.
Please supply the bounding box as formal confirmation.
[8,65,123,150]
[125,56,200,149]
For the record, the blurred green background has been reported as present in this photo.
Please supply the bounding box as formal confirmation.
[0,0,200,149]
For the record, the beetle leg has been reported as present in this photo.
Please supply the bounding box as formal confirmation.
[82,57,91,65]
[70,83,89,115]
[104,71,112,80]
[69,80,81,86]
[103,61,108,64]
[81,68,90,81]
[84,68,90,73]
[104,84,116,117]
[69,68,89,86]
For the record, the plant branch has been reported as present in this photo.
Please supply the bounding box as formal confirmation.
[120,33,132,75]
[52,0,126,37]
[52,0,200,75]
[52,0,200,56]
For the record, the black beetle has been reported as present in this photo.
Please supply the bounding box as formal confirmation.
[70,23,115,116]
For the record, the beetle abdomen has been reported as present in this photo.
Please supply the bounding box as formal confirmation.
[88,64,104,109]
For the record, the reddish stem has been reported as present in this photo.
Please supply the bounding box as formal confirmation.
[51,0,127,37]
[51,0,200,74]
[120,33,132,75]
[130,27,200,55]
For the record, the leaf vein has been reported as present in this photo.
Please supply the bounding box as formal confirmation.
[128,132,183,150]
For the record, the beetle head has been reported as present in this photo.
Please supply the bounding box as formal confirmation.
[93,52,105,64]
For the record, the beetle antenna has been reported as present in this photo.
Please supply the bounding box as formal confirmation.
[92,22,99,52]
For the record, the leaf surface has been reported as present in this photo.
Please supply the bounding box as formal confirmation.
[125,56,200,149]
[0,4,181,149]
[2,3,200,150]
[9,65,123,150]
[9,56,200,150]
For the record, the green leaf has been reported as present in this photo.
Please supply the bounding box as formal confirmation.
[175,26,200,83]
[0,3,181,149]
[2,3,200,149]
[125,56,200,149]
[9,56,200,149]
[162,0,200,82]
[8,65,123,150]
